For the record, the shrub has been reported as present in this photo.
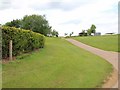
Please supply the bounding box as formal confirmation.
[2,26,45,58]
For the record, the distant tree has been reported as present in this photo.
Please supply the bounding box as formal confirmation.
[47,27,52,36]
[52,30,56,36]
[86,24,96,36]
[69,32,74,37]
[71,32,74,34]
[90,24,96,35]
[56,31,59,37]
[5,19,21,28]
[81,30,87,36]
[64,33,68,36]
[87,29,91,36]
[52,30,59,37]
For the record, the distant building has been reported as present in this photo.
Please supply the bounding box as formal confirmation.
[79,32,87,36]
[94,32,101,36]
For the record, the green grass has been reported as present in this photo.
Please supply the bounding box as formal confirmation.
[73,35,119,52]
[2,37,113,88]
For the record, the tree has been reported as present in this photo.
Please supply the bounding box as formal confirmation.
[69,32,74,37]
[21,14,51,36]
[82,30,85,35]
[55,31,59,37]
[64,33,68,36]
[86,24,96,36]
[87,29,91,36]
[5,19,21,28]
[4,14,52,36]
[47,27,52,36]
[52,30,59,37]
[90,24,96,35]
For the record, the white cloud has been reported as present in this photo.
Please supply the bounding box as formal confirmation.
[0,0,119,36]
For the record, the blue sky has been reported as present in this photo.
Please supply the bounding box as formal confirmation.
[0,0,119,36]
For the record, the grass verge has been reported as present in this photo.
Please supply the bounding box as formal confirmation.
[73,35,119,52]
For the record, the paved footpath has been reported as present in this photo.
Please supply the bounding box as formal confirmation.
[66,38,119,88]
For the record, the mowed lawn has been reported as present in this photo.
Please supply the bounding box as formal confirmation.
[2,37,113,88]
[73,35,119,52]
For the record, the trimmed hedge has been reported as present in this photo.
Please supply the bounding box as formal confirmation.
[2,26,45,58]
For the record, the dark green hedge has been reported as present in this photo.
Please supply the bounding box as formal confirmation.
[2,26,45,58]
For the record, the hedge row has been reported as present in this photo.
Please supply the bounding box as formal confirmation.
[2,26,45,58]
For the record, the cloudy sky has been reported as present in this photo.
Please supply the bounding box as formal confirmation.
[0,0,119,36]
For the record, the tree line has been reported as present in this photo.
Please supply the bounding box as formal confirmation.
[80,24,96,36]
[64,24,96,37]
[3,14,59,37]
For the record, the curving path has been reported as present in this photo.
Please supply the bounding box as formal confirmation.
[66,38,118,88]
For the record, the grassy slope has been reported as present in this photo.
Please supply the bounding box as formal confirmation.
[73,35,119,52]
[2,37,113,88]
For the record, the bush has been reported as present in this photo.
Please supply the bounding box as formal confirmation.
[2,26,45,58]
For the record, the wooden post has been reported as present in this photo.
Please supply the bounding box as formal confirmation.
[9,40,12,60]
